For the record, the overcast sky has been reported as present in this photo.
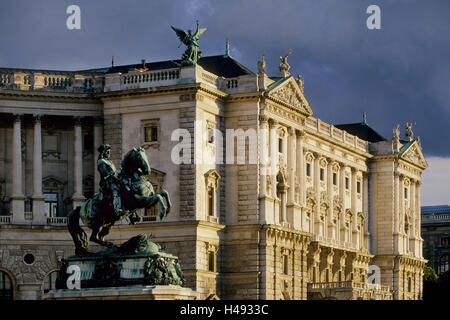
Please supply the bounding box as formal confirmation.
[0,0,448,205]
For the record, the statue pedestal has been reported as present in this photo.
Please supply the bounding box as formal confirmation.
[49,234,197,300]
[44,285,199,300]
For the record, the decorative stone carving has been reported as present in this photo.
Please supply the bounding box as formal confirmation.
[270,82,309,113]
[296,74,304,93]
[257,55,266,75]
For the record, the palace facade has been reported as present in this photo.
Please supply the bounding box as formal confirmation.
[0,49,427,300]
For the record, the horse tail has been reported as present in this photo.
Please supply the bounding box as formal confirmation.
[67,206,89,255]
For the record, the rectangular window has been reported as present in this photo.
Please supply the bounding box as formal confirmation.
[345,177,349,190]
[44,193,58,217]
[278,138,283,153]
[320,168,325,181]
[306,163,311,177]
[208,251,215,272]
[441,237,450,247]
[357,181,361,194]
[404,188,408,199]
[333,173,337,186]
[144,126,158,143]
[208,187,214,216]
[283,255,289,275]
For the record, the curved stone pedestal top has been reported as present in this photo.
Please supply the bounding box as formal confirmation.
[44,285,200,300]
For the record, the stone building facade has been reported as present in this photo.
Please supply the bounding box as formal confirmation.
[421,205,450,276]
[0,50,427,300]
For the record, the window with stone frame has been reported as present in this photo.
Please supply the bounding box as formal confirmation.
[283,254,289,275]
[43,270,59,294]
[208,251,216,272]
[306,163,311,177]
[441,237,450,247]
[141,119,160,146]
[439,254,449,274]
[0,270,13,300]
[204,169,221,222]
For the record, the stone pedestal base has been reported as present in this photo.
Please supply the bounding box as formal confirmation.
[44,285,199,300]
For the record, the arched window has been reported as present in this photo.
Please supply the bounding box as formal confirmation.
[42,270,59,294]
[0,270,13,300]
[439,254,449,275]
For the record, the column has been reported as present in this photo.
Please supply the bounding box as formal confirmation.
[287,127,296,205]
[410,180,417,256]
[268,119,278,197]
[351,168,358,247]
[363,173,369,250]
[72,117,85,208]
[314,153,321,236]
[10,114,25,223]
[93,117,104,194]
[296,130,305,206]
[327,160,335,239]
[399,175,405,254]
[416,181,422,257]
[31,115,46,224]
[394,172,400,254]
[339,163,346,238]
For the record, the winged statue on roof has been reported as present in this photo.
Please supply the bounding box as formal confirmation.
[171,20,207,66]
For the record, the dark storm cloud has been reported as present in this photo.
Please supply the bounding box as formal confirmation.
[0,0,448,156]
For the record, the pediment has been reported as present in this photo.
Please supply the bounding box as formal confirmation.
[400,141,428,168]
[267,77,313,116]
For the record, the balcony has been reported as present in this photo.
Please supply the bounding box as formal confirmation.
[307,281,392,300]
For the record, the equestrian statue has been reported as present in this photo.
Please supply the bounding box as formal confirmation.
[67,144,172,255]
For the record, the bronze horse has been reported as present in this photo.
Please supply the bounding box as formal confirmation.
[67,147,171,255]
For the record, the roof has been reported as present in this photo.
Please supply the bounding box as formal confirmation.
[334,123,388,143]
[79,55,255,78]
[421,205,450,215]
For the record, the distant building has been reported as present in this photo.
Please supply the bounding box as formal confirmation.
[421,205,450,275]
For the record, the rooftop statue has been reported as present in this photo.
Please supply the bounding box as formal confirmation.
[279,49,293,77]
[257,55,266,75]
[405,122,415,142]
[171,20,207,66]
[67,145,171,255]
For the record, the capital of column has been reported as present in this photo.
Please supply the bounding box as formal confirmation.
[268,118,278,128]
[13,114,23,122]
[287,127,295,136]
[295,129,305,138]
[32,114,43,123]
[74,116,83,126]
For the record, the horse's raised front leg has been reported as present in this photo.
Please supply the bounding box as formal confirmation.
[159,189,172,214]
[134,194,167,220]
